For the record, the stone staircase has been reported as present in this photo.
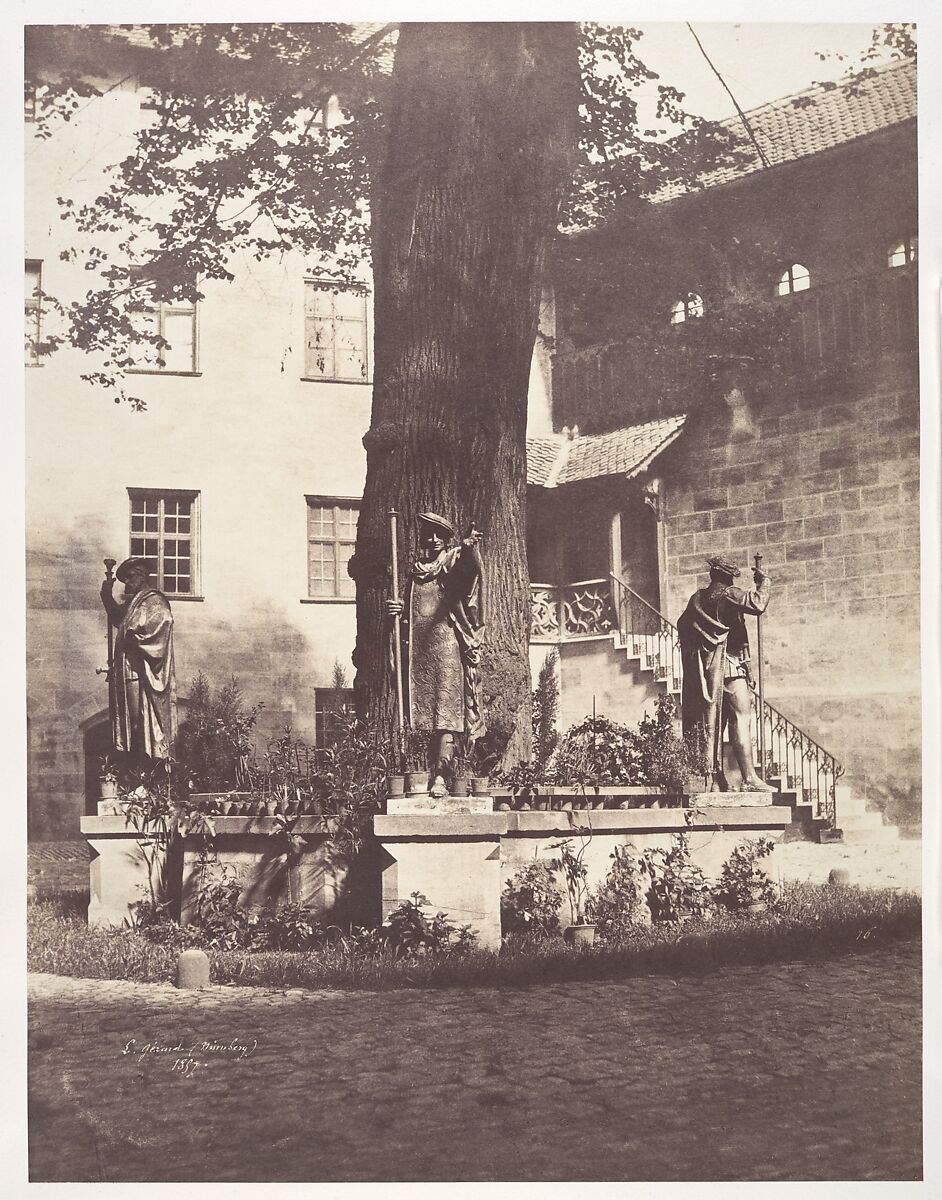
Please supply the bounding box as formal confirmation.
[532,574,877,843]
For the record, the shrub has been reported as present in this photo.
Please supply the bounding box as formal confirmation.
[253,904,336,952]
[175,673,263,792]
[532,648,560,776]
[634,694,697,793]
[713,838,779,911]
[554,715,642,786]
[501,861,563,936]
[381,893,477,959]
[587,845,645,941]
[639,834,714,923]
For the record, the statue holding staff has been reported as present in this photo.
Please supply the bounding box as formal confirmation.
[386,512,486,797]
[677,554,773,792]
[100,557,177,763]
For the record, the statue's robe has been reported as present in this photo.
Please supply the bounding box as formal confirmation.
[677,578,770,778]
[112,586,176,759]
[400,545,486,742]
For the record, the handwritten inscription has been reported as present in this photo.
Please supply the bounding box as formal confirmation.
[122,1037,258,1078]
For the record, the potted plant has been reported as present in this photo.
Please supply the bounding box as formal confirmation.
[550,831,596,947]
[450,751,471,797]
[405,730,430,796]
[98,755,120,802]
[712,837,778,914]
[470,738,497,797]
[639,834,714,924]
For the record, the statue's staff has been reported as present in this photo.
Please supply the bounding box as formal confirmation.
[754,551,767,781]
[388,509,407,771]
[98,558,117,728]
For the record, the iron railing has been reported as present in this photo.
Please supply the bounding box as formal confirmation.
[530,573,843,822]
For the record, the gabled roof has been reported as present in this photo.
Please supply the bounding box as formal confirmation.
[527,414,686,488]
[657,57,916,202]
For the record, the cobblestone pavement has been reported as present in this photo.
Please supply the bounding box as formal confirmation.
[28,941,921,1183]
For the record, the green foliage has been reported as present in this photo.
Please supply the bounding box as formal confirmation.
[532,648,560,775]
[314,713,388,855]
[587,845,645,942]
[191,861,256,951]
[406,728,430,772]
[501,862,563,937]
[175,673,263,792]
[29,881,921,989]
[713,838,779,912]
[639,833,714,923]
[549,833,592,925]
[554,714,642,787]
[380,893,477,959]
[634,694,697,793]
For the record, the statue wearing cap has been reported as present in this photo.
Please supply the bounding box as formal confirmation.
[677,555,772,792]
[100,557,177,761]
[386,513,486,797]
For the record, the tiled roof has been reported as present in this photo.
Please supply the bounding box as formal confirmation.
[527,415,686,488]
[656,58,916,202]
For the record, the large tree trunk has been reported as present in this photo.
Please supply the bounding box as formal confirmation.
[352,22,578,768]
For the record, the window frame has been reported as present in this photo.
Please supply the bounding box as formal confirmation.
[303,495,360,602]
[127,266,201,376]
[887,236,918,269]
[301,279,371,384]
[776,263,811,297]
[127,487,202,600]
[313,685,356,748]
[669,292,705,325]
[25,259,42,366]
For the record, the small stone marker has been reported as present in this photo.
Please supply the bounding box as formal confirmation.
[176,948,211,989]
[828,867,850,887]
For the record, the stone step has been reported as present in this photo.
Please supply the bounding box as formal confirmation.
[841,824,901,845]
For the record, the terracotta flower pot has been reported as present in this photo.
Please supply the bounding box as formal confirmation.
[388,774,406,798]
[564,923,597,948]
[471,776,490,796]
[451,776,470,798]
[405,771,429,796]
[99,778,119,802]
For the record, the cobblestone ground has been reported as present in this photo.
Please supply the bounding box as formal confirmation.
[28,941,921,1183]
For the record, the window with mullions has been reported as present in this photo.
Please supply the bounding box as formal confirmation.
[669,293,705,325]
[128,489,199,596]
[128,267,199,374]
[887,236,917,268]
[303,283,369,382]
[776,264,811,296]
[306,498,359,599]
[25,260,42,365]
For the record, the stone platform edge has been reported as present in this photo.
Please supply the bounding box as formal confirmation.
[374,806,792,838]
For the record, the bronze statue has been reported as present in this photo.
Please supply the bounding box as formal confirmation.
[100,557,177,762]
[677,555,773,792]
[386,513,486,797]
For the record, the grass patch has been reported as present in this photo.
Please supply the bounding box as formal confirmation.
[28,881,921,992]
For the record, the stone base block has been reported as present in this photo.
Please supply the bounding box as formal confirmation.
[81,816,167,928]
[375,814,504,951]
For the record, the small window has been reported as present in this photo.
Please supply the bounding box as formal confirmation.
[887,236,917,268]
[314,686,355,748]
[303,282,369,381]
[670,293,704,325]
[128,488,200,597]
[25,260,42,365]
[128,266,199,374]
[776,264,811,296]
[306,497,359,599]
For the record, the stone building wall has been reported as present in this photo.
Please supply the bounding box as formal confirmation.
[659,355,920,817]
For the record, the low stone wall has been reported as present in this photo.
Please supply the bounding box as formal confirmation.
[80,815,342,928]
[375,804,792,950]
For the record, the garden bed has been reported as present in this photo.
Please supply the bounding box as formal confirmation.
[28,882,921,992]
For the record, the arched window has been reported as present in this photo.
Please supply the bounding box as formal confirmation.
[670,293,704,325]
[887,236,917,268]
[776,264,810,296]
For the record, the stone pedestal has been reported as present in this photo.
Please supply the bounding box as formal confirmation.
[81,815,167,928]
[374,814,506,951]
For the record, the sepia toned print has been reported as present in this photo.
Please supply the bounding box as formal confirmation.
[25,20,923,1183]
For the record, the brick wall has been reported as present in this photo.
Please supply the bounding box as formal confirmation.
[661,357,920,813]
